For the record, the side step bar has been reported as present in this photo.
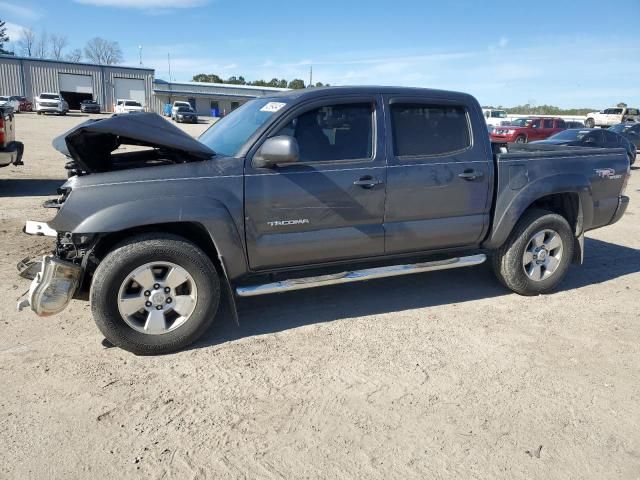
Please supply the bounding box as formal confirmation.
[236,254,486,297]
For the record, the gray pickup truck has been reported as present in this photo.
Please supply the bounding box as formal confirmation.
[18,87,630,354]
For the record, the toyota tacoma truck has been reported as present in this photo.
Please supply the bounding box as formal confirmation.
[17,87,630,355]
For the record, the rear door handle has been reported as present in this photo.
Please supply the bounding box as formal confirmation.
[353,176,383,189]
[458,170,484,181]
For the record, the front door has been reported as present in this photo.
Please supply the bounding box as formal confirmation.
[244,96,387,270]
[383,97,492,254]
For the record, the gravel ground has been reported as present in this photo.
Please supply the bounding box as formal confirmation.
[1,112,639,480]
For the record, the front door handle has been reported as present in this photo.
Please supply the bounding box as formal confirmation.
[458,170,484,181]
[353,176,383,189]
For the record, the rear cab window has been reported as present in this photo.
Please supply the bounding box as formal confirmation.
[389,103,471,157]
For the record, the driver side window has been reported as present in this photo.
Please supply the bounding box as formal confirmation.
[276,103,373,162]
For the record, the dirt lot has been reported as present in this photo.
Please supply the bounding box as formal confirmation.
[1,112,639,480]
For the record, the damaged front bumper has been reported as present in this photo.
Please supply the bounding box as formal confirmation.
[17,255,82,316]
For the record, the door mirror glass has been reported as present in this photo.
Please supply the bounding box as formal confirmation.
[253,135,300,168]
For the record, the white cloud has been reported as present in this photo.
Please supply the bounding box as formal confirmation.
[0,2,40,19]
[74,0,208,8]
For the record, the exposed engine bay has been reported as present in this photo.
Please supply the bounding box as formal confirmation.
[52,112,215,175]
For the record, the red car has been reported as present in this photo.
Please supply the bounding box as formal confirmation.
[12,96,32,112]
[490,117,566,143]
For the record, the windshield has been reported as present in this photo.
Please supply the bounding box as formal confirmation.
[125,101,142,107]
[177,106,193,112]
[0,97,8,101]
[548,129,589,141]
[41,94,59,99]
[491,110,507,118]
[508,118,531,127]
[199,98,287,156]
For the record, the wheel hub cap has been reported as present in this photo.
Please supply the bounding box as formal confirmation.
[522,229,563,282]
[117,262,197,335]
[151,291,166,305]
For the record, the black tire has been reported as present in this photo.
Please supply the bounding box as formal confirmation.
[90,233,221,355]
[515,135,527,144]
[492,209,574,296]
[585,118,595,128]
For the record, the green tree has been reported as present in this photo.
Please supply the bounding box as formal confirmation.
[192,73,223,83]
[226,75,246,85]
[616,102,627,108]
[0,19,13,55]
[288,79,306,89]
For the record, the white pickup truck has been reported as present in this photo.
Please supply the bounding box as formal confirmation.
[114,99,144,114]
[585,107,640,128]
[482,108,508,128]
[35,93,69,115]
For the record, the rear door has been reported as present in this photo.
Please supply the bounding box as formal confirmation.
[540,118,555,139]
[244,95,387,270]
[383,97,492,254]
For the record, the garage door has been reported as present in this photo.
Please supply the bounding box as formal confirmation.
[114,78,146,105]
[59,73,93,93]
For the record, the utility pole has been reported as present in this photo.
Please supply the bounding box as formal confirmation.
[138,45,143,66]
[309,65,313,87]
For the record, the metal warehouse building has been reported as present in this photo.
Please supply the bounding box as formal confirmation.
[0,55,290,115]
[151,80,289,116]
[0,55,154,111]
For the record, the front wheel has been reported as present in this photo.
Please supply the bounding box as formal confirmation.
[492,209,574,295]
[90,233,221,354]
[514,135,527,144]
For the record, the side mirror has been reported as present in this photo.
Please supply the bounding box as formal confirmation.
[253,135,299,168]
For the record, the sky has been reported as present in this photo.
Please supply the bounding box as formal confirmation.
[1,0,639,108]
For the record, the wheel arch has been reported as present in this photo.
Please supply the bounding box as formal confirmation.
[484,174,593,258]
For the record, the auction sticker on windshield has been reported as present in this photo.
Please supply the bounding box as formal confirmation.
[260,102,286,112]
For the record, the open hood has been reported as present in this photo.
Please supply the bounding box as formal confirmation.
[53,112,215,173]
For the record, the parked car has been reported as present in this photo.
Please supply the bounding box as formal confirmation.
[0,95,21,112]
[80,99,101,113]
[174,106,198,124]
[171,101,192,119]
[35,93,69,115]
[608,123,640,151]
[490,117,566,143]
[530,128,636,165]
[17,87,630,354]
[115,99,144,114]
[482,108,508,127]
[0,104,24,168]
[585,107,640,128]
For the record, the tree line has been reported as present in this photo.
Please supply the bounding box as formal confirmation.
[0,19,122,65]
[192,73,329,90]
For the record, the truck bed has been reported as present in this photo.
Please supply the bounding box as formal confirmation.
[485,143,630,249]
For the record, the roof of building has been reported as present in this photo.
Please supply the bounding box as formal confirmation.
[0,54,154,71]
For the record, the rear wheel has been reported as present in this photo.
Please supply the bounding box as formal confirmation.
[492,209,574,295]
[91,233,221,355]
[585,118,595,128]
[515,135,527,144]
